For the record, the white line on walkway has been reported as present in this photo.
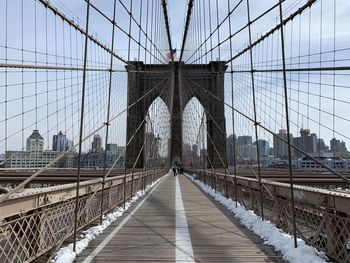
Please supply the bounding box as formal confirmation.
[81,175,166,263]
[175,176,195,262]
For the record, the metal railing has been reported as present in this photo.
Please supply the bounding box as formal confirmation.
[0,169,166,263]
[187,169,350,263]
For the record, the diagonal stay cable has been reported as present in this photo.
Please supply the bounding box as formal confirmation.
[189,0,288,64]
[0,76,170,202]
[185,0,243,64]
[179,0,194,62]
[225,0,317,65]
[104,77,171,180]
[130,76,172,171]
[0,62,172,73]
[182,77,275,198]
[161,0,174,62]
[181,78,230,176]
[184,76,350,185]
[37,0,134,68]
[86,0,167,64]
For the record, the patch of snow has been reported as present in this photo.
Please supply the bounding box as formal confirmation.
[185,173,329,263]
[52,177,163,263]
[335,187,350,194]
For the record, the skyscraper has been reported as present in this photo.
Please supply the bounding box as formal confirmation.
[237,144,257,160]
[106,143,118,155]
[226,134,236,166]
[330,138,347,152]
[26,130,44,155]
[273,129,293,159]
[237,136,252,146]
[255,139,270,157]
[236,135,256,160]
[317,138,328,152]
[293,129,317,157]
[52,131,72,152]
[330,138,348,157]
[91,134,102,153]
[144,132,160,165]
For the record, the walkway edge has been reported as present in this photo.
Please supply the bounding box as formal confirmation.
[81,174,167,263]
[184,173,328,263]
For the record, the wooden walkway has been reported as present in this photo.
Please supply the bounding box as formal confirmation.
[76,174,283,262]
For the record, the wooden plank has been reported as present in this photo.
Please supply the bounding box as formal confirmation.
[76,175,283,262]
[179,175,282,262]
[76,176,176,262]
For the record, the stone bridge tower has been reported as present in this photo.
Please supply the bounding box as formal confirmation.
[125,61,227,169]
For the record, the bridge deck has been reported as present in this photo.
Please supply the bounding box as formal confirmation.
[76,174,283,262]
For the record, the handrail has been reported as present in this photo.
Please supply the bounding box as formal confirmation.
[0,170,158,220]
[187,169,350,214]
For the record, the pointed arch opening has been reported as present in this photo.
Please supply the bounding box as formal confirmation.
[182,97,207,169]
[145,97,171,168]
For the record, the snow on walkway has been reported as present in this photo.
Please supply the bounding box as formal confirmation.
[52,177,163,263]
[185,173,330,263]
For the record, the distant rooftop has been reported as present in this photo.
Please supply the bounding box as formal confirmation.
[28,130,43,140]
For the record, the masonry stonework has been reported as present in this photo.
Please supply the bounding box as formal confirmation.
[126,61,227,169]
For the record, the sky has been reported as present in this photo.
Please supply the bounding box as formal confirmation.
[178,0,350,153]
[0,0,350,157]
[167,0,187,51]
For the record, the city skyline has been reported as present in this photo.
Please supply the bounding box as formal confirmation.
[1,129,167,169]
[226,128,348,155]
[4,126,348,158]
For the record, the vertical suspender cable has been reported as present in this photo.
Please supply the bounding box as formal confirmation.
[208,0,213,62]
[124,0,133,208]
[22,0,25,163]
[34,0,38,131]
[129,0,135,199]
[127,0,133,62]
[5,0,8,164]
[130,0,144,195]
[277,0,298,248]
[227,0,238,207]
[73,0,91,252]
[100,0,117,224]
[246,0,264,220]
[214,0,228,196]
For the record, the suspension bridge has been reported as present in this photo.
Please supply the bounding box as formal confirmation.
[0,0,350,262]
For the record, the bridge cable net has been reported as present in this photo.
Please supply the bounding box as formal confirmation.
[180,0,350,262]
[0,0,171,262]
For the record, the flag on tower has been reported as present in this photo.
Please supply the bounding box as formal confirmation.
[167,49,176,61]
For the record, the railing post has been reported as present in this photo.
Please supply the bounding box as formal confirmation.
[224,170,229,198]
[131,170,134,198]
[213,168,217,193]
[123,171,127,209]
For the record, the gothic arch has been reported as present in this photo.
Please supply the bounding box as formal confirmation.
[126,61,227,168]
